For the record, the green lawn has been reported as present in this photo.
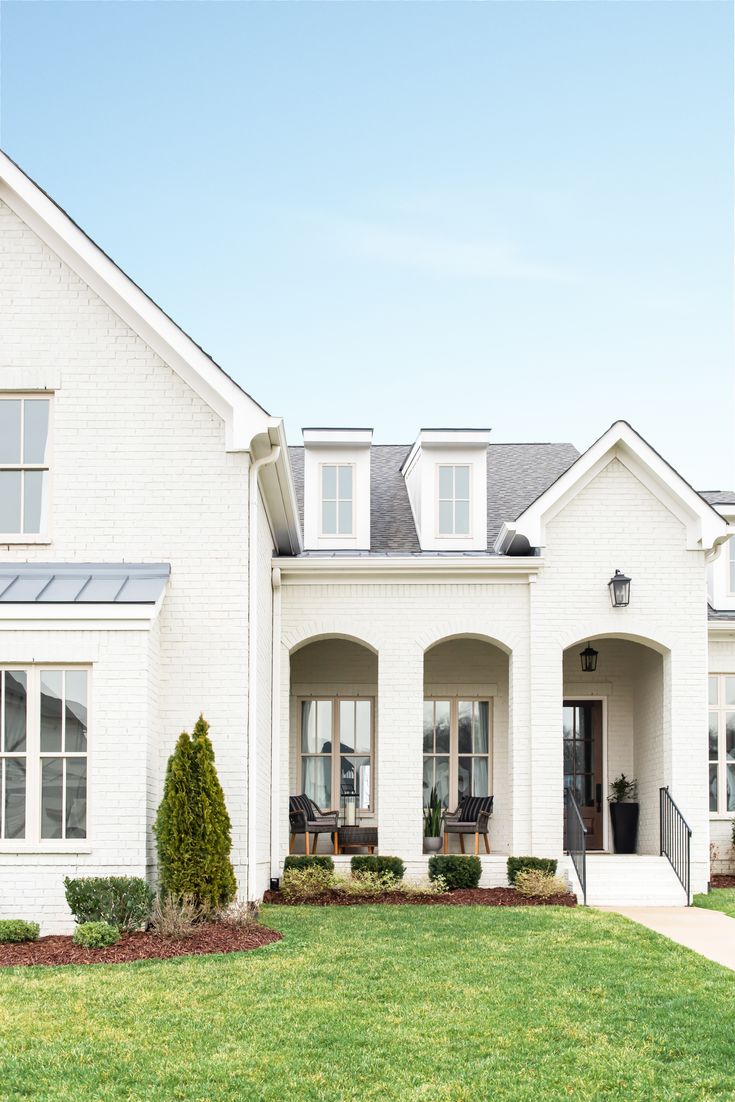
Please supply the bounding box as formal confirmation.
[694,888,735,919]
[1,906,734,1101]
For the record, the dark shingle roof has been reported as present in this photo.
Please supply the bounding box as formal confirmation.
[288,442,580,554]
[708,604,735,623]
[700,492,735,507]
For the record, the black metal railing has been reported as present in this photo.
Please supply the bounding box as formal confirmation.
[659,786,691,905]
[564,789,588,905]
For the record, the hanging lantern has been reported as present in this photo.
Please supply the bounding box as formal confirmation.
[580,643,599,673]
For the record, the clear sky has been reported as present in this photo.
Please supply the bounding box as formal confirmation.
[1,1,732,487]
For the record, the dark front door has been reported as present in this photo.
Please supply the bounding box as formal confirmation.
[563,700,604,850]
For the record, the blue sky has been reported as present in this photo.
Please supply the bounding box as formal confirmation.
[1,1,732,487]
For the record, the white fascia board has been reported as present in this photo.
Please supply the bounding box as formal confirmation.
[401,429,491,475]
[0,153,271,452]
[303,429,373,447]
[709,621,735,635]
[0,600,163,627]
[496,421,730,554]
[277,555,541,584]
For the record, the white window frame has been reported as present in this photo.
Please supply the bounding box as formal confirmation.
[319,462,355,538]
[0,665,91,851]
[423,696,492,809]
[436,464,472,538]
[0,393,53,543]
[297,696,375,816]
[709,675,735,818]
[729,540,735,596]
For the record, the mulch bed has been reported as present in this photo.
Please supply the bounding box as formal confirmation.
[0,921,282,968]
[711,875,735,888]
[262,887,577,908]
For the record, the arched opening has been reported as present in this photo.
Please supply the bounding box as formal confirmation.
[289,637,378,854]
[562,635,668,854]
[423,636,510,855]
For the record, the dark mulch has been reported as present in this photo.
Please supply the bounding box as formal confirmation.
[0,922,282,968]
[262,887,577,908]
[711,874,735,888]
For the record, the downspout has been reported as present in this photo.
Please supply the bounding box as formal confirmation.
[247,444,281,901]
[270,567,282,883]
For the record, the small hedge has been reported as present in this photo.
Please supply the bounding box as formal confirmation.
[283,855,334,873]
[428,855,482,891]
[507,857,558,885]
[351,855,405,881]
[64,876,154,931]
[72,921,120,949]
[0,919,40,943]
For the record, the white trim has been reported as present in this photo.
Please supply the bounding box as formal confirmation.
[435,463,472,538]
[0,600,165,624]
[318,462,355,539]
[495,421,730,554]
[277,556,542,585]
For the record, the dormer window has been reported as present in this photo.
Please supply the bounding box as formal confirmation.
[438,465,471,536]
[321,464,354,537]
[729,538,735,594]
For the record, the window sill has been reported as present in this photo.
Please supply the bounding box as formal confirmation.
[0,534,52,546]
[0,843,92,855]
[709,814,735,822]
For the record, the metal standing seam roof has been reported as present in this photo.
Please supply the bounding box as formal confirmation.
[288,442,581,554]
[0,563,171,603]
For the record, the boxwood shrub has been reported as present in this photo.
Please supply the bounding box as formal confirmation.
[0,919,40,943]
[428,855,482,891]
[507,856,558,885]
[64,876,154,931]
[283,855,334,873]
[351,855,405,881]
[72,921,120,949]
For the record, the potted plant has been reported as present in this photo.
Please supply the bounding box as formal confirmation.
[423,785,443,853]
[608,774,639,854]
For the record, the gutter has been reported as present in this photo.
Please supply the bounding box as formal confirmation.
[247,444,281,901]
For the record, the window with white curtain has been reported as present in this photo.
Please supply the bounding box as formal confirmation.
[0,397,51,536]
[437,465,471,536]
[320,464,354,537]
[299,698,373,811]
[0,667,88,843]
[709,675,735,815]
[423,698,491,808]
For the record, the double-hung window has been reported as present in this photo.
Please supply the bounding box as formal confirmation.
[709,675,735,814]
[0,396,51,537]
[0,667,89,844]
[437,465,470,536]
[423,698,491,808]
[299,698,373,811]
[321,464,354,537]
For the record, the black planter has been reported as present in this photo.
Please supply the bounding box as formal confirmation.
[609,802,639,854]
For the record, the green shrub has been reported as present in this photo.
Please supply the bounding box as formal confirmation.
[0,919,39,943]
[283,854,335,873]
[428,855,481,891]
[72,921,120,949]
[64,876,154,931]
[514,869,568,899]
[153,715,237,914]
[340,871,399,896]
[351,855,405,881]
[281,866,336,901]
[507,856,558,885]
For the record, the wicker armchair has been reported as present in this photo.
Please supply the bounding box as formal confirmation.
[443,795,494,855]
[289,794,339,855]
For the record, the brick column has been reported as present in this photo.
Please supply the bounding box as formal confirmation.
[377,641,424,856]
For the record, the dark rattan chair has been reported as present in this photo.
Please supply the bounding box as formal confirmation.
[443,795,494,855]
[289,794,339,855]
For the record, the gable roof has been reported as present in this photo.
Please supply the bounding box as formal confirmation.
[0,150,301,553]
[288,441,579,554]
[495,420,731,555]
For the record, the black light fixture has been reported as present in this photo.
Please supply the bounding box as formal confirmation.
[580,643,598,673]
[609,569,631,607]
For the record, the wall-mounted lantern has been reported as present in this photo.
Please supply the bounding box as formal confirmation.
[579,643,599,673]
[609,569,631,607]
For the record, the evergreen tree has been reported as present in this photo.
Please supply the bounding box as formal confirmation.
[153,716,237,912]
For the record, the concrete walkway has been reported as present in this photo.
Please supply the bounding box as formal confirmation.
[599,906,735,972]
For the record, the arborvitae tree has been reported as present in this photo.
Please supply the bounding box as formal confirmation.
[153,716,237,913]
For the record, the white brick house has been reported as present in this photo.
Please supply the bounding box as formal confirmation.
[0,152,733,929]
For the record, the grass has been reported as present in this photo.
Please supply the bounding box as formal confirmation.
[694,888,735,919]
[0,905,734,1101]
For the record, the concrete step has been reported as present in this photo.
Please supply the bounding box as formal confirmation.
[575,855,688,906]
